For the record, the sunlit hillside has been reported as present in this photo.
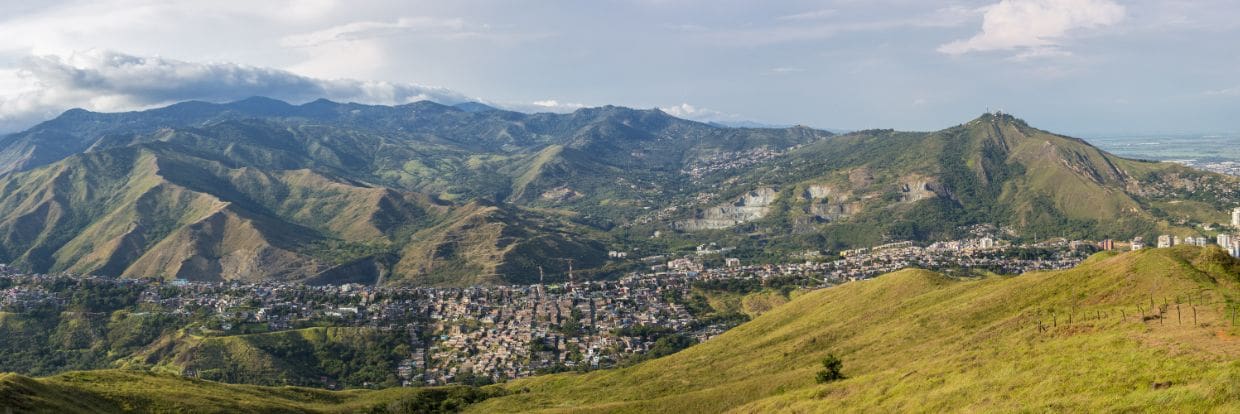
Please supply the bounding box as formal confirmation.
[472,246,1240,413]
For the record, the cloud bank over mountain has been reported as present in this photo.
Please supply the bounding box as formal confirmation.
[0,49,744,133]
[0,50,475,132]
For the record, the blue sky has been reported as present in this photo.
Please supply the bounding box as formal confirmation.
[0,0,1237,135]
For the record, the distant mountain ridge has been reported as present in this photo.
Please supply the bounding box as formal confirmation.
[0,99,1233,285]
[0,98,830,285]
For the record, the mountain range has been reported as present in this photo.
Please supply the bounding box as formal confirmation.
[0,98,1233,286]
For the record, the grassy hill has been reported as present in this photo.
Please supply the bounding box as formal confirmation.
[0,369,500,413]
[124,327,409,388]
[3,247,1237,412]
[470,246,1240,412]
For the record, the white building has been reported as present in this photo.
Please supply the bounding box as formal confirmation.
[1157,235,1174,248]
[1218,234,1232,249]
[1233,207,1240,228]
[978,237,995,249]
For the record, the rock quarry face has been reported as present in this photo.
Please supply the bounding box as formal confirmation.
[676,187,778,230]
[801,184,858,222]
[804,184,834,200]
[897,177,947,203]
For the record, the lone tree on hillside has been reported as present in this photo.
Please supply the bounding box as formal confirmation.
[815,354,845,383]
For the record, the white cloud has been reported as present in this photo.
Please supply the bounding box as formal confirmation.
[769,67,805,75]
[0,49,665,133]
[777,9,837,21]
[0,0,341,56]
[0,50,476,133]
[690,6,975,47]
[1204,87,1240,97]
[659,103,738,122]
[511,100,588,113]
[939,0,1124,56]
[665,23,708,32]
[280,17,479,48]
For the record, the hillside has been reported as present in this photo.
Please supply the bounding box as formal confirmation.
[0,99,828,285]
[470,246,1240,412]
[670,114,1238,251]
[0,100,1234,286]
[0,369,501,413]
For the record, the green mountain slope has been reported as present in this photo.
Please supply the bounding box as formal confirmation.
[123,327,410,387]
[0,369,500,413]
[471,246,1240,412]
[673,114,1237,250]
[0,99,829,285]
[0,100,1233,285]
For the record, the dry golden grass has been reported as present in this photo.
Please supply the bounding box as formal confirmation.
[471,246,1240,413]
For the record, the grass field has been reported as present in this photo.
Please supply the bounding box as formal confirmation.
[470,246,1240,413]
[0,369,502,413]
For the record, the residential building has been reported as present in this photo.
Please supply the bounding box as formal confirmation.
[1157,235,1173,248]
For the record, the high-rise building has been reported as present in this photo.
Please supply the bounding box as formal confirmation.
[1218,234,1232,249]
[1099,239,1114,251]
[1233,207,1240,228]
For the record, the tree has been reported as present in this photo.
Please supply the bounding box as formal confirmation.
[815,354,844,383]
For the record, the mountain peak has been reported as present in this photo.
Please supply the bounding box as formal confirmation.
[225,96,295,115]
[452,101,499,113]
[302,98,340,107]
[969,111,1029,127]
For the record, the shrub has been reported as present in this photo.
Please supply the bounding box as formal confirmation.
[815,354,845,384]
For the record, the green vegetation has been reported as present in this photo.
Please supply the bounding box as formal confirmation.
[814,354,844,384]
[136,327,410,388]
[468,246,1240,412]
[0,101,1234,287]
[0,369,504,413]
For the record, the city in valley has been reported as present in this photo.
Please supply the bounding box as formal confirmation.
[7,224,1239,388]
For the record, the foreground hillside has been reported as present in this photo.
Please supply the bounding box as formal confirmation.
[471,246,1240,412]
[3,246,1238,412]
[0,369,501,413]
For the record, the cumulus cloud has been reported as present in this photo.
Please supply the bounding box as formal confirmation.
[938,0,1124,57]
[0,50,476,133]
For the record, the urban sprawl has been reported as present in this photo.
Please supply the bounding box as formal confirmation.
[4,215,1240,388]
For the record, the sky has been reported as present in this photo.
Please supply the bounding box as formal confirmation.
[0,0,1238,136]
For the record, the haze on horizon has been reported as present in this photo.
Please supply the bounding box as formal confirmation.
[0,0,1237,136]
